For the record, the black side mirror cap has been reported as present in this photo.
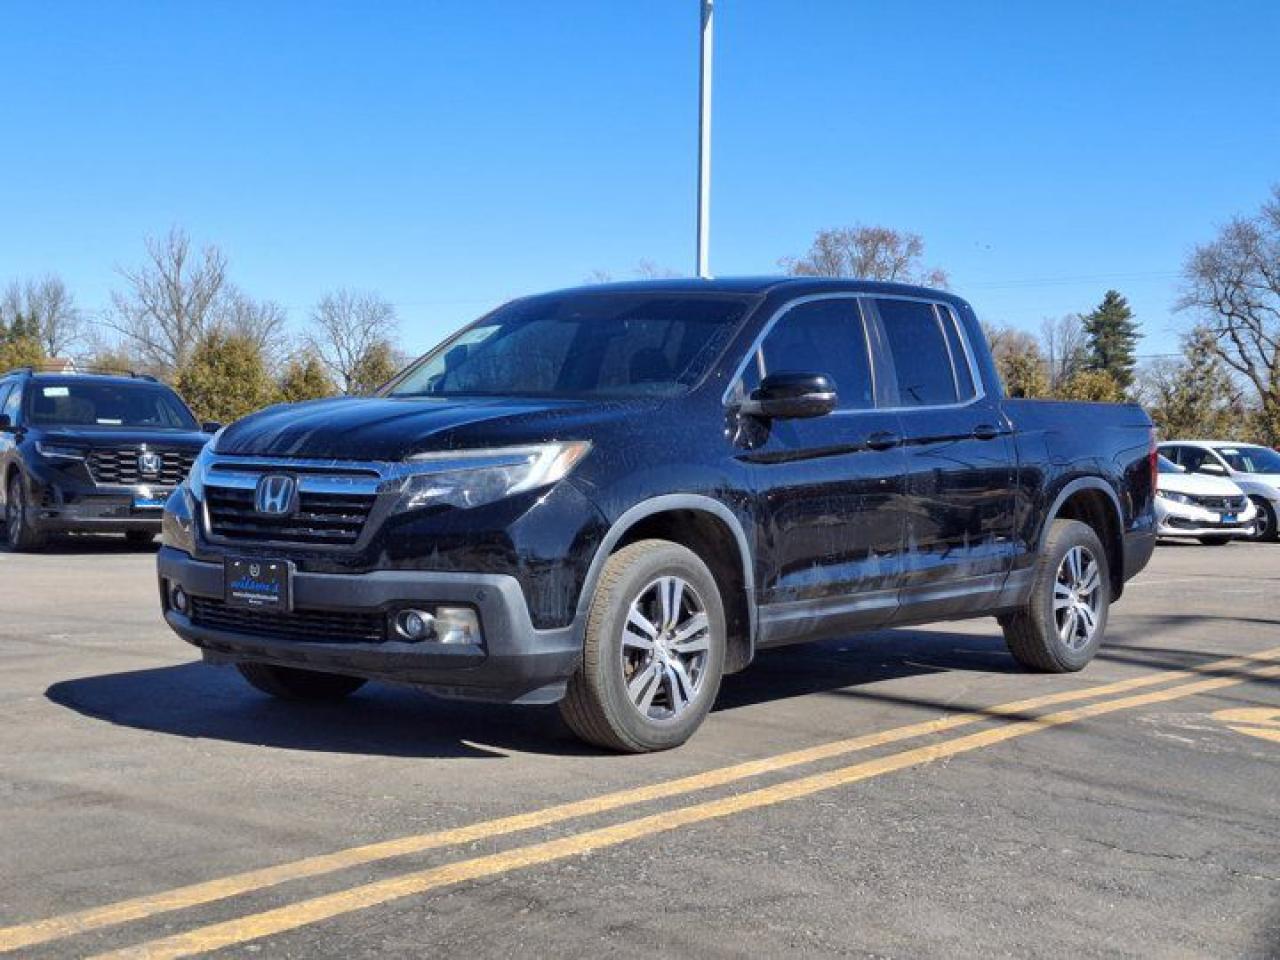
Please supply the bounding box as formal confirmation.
[742,372,838,420]
[0,413,11,430]
[202,421,222,434]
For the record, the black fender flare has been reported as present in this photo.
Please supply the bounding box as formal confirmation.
[572,494,757,652]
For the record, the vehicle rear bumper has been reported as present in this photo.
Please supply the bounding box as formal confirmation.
[156,546,581,704]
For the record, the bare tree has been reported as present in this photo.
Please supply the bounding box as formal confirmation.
[2,274,84,357]
[105,228,228,376]
[305,289,400,394]
[781,225,949,287]
[1039,313,1088,392]
[1177,186,1280,438]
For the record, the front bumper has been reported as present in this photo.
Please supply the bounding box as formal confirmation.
[157,547,580,704]
[1155,499,1257,539]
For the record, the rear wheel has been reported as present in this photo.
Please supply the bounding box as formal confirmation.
[4,474,47,552]
[560,539,726,753]
[1001,519,1110,672]
[236,662,367,700]
[1250,497,1278,542]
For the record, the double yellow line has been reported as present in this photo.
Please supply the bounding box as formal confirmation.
[4,647,1277,958]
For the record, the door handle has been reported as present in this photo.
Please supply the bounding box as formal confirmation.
[866,431,901,451]
[972,423,1001,441]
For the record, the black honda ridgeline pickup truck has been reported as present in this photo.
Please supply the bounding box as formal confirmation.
[158,278,1157,752]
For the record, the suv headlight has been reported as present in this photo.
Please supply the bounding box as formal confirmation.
[185,442,217,499]
[35,442,86,460]
[392,442,591,514]
[1158,491,1193,506]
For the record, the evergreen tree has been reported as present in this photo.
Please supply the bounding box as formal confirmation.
[278,353,338,403]
[347,341,400,395]
[1082,290,1141,390]
[174,331,278,423]
[1057,369,1126,403]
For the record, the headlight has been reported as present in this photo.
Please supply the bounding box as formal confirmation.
[186,443,216,499]
[162,484,197,553]
[392,442,591,514]
[1157,491,1193,506]
[35,442,86,460]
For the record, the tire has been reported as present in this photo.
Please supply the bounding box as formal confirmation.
[236,662,367,700]
[1198,536,1232,546]
[125,530,157,546]
[1250,497,1278,543]
[560,539,727,753]
[4,473,47,552]
[1001,519,1110,673]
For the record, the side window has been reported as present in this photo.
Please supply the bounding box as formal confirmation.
[740,298,873,409]
[0,383,11,419]
[875,298,964,407]
[1,383,20,424]
[935,304,976,400]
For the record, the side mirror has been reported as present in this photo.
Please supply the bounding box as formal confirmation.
[742,372,837,420]
[201,421,222,434]
[1198,461,1226,475]
[0,413,11,431]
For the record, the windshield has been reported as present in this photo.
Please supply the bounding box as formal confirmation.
[1157,455,1181,474]
[1214,444,1280,474]
[27,380,198,430]
[387,292,753,399]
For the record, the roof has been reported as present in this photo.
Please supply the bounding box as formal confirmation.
[1160,439,1266,448]
[2,368,158,384]
[539,275,966,304]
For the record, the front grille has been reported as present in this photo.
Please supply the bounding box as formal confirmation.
[1190,494,1248,511]
[205,485,376,545]
[87,447,196,486]
[190,597,387,644]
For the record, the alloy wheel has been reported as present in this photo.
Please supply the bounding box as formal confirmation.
[1053,546,1103,651]
[620,575,712,721]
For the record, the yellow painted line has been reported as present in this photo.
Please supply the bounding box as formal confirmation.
[1213,706,1280,743]
[88,658,1280,960]
[1,648,1275,955]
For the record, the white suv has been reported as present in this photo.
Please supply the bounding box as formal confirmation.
[1158,441,1280,542]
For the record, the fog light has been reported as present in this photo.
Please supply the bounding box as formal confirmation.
[171,586,190,614]
[395,608,435,641]
[433,606,480,645]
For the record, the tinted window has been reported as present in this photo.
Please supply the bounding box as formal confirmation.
[1176,446,1208,471]
[936,304,976,399]
[389,294,750,399]
[26,381,197,429]
[0,383,11,420]
[876,298,961,407]
[1215,445,1280,473]
[741,298,873,409]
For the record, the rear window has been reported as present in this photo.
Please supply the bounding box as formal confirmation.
[876,298,970,407]
[26,381,198,429]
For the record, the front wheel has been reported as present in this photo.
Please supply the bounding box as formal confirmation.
[1250,497,1278,542]
[4,474,47,552]
[560,539,726,752]
[1001,519,1110,672]
[236,662,367,700]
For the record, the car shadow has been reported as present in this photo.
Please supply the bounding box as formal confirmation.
[10,534,160,555]
[46,629,1022,759]
[44,618,1273,760]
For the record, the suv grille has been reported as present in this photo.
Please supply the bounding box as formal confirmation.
[205,486,376,545]
[87,447,197,486]
[190,597,387,644]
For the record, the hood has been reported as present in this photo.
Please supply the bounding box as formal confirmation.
[1234,473,1280,492]
[215,395,660,461]
[1158,470,1244,497]
[35,426,211,450]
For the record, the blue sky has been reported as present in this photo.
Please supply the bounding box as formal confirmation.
[1,0,1277,358]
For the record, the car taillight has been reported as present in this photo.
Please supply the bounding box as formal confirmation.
[1148,428,1158,487]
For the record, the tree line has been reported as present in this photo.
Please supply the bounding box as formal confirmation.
[0,227,403,423]
[3,187,1278,444]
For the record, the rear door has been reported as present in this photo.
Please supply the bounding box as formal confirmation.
[865,297,1018,621]
[729,295,908,644]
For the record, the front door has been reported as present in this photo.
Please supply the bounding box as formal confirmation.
[728,296,907,645]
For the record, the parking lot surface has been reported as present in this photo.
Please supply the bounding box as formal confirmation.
[1,540,1277,958]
